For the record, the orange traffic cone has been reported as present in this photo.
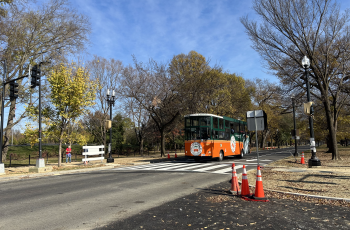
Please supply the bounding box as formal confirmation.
[230,163,240,195]
[175,151,177,158]
[240,165,251,197]
[167,153,170,159]
[300,152,305,164]
[251,165,268,201]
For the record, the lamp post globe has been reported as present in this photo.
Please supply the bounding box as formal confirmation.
[301,56,321,167]
[302,56,310,68]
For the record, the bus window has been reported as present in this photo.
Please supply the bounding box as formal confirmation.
[225,128,230,139]
[225,120,230,128]
[191,117,199,126]
[213,130,219,139]
[235,122,240,133]
[185,118,190,127]
[200,127,211,140]
[219,119,223,129]
[230,122,235,134]
[218,131,225,140]
[190,127,199,139]
[213,117,218,129]
[200,117,211,126]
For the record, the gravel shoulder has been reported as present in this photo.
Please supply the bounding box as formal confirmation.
[244,146,350,203]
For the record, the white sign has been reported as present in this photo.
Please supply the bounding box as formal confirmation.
[246,110,264,118]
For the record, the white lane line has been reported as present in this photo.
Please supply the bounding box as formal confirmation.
[212,165,243,174]
[193,164,228,172]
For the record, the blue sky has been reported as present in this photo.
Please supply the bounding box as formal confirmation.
[12,0,350,132]
[71,0,270,81]
[72,0,350,81]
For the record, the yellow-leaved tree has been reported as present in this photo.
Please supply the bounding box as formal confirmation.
[45,63,98,166]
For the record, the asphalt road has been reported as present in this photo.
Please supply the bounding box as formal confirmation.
[98,179,350,230]
[0,147,299,230]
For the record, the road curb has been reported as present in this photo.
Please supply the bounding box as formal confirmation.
[264,189,350,203]
[0,165,117,182]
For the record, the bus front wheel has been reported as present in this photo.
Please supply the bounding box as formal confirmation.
[239,149,244,158]
[218,151,224,162]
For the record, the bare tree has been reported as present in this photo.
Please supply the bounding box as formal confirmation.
[86,55,123,147]
[241,0,350,160]
[125,97,149,156]
[121,59,182,157]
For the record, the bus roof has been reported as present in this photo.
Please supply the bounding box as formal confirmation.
[184,113,246,123]
[184,113,223,118]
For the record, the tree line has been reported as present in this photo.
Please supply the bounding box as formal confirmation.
[1,0,349,165]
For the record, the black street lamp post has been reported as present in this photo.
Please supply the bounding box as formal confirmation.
[301,56,321,167]
[106,89,115,163]
[291,94,298,156]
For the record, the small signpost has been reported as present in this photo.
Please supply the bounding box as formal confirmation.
[246,110,267,166]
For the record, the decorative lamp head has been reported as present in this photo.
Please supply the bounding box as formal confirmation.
[302,56,310,68]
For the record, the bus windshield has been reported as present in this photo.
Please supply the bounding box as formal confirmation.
[185,116,211,140]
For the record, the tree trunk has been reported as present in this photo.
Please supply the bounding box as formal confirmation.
[58,138,62,167]
[139,137,143,156]
[323,99,338,160]
[160,129,165,157]
[262,130,269,149]
[2,99,17,161]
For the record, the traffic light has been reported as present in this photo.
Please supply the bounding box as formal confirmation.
[30,65,41,88]
[9,81,19,100]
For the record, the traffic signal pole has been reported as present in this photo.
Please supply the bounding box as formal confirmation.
[39,64,42,159]
[0,61,6,174]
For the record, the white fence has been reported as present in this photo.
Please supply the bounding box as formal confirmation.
[82,145,105,163]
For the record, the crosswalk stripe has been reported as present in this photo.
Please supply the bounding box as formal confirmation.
[113,161,270,174]
[193,164,228,172]
[172,164,212,171]
[212,165,243,174]
[115,163,180,170]
[157,163,201,171]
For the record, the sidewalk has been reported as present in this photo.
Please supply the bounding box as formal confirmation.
[0,152,184,182]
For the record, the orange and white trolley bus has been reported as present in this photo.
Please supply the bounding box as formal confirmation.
[184,113,250,162]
